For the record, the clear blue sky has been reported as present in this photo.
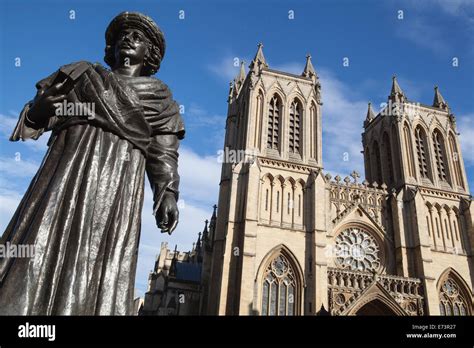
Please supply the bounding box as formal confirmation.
[1,0,473,296]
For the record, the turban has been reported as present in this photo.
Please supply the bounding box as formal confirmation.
[105,12,165,74]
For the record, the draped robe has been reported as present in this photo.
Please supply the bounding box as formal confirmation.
[0,62,184,315]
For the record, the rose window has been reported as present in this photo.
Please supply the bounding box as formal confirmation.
[334,227,381,271]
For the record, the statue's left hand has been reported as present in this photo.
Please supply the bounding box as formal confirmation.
[155,191,179,235]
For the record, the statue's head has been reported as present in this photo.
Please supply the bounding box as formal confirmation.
[104,12,165,76]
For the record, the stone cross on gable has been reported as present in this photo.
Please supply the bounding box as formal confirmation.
[350,170,360,184]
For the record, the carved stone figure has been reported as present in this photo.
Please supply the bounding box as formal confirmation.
[0,12,184,315]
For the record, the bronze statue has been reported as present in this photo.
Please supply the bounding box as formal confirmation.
[0,12,184,315]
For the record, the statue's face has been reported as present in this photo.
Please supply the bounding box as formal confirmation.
[114,28,149,67]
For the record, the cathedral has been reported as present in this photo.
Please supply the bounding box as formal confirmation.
[141,44,474,316]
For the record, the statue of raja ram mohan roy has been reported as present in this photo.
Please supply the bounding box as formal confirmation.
[0,11,185,315]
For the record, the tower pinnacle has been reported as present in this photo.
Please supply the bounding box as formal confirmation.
[389,76,406,103]
[433,86,448,110]
[249,43,268,73]
[302,54,317,81]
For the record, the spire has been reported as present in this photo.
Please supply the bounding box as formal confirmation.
[210,204,217,225]
[433,86,448,110]
[389,76,406,103]
[237,60,246,84]
[195,232,202,262]
[302,54,317,81]
[196,232,202,251]
[364,102,376,127]
[202,219,209,241]
[249,43,268,73]
[234,60,246,92]
[207,205,217,250]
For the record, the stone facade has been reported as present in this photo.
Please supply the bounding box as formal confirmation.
[141,241,203,315]
[147,44,474,316]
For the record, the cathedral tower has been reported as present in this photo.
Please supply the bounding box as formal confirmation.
[206,44,323,315]
[362,77,473,315]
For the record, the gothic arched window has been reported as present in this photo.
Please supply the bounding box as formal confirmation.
[372,141,383,185]
[261,253,299,316]
[260,175,273,223]
[309,102,317,159]
[254,91,264,149]
[403,123,416,178]
[365,146,372,181]
[267,95,281,150]
[432,130,448,182]
[439,275,471,316]
[414,126,430,179]
[448,133,464,189]
[382,132,394,185]
[289,99,302,155]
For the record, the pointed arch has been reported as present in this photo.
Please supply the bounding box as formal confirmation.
[347,287,407,316]
[448,131,464,190]
[267,93,283,151]
[432,203,446,250]
[450,206,465,252]
[372,140,383,184]
[425,201,437,248]
[364,146,372,182]
[260,173,274,222]
[237,98,248,149]
[414,125,432,180]
[282,177,296,225]
[437,268,473,316]
[294,179,305,227]
[403,122,416,179]
[289,97,303,155]
[382,132,394,186]
[309,101,318,160]
[272,175,284,224]
[256,244,304,316]
[432,128,450,183]
[254,89,265,150]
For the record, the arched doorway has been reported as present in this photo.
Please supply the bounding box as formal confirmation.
[345,286,408,316]
[356,299,399,316]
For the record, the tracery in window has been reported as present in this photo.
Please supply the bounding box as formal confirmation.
[261,254,298,316]
[415,126,430,179]
[432,130,448,182]
[334,227,381,272]
[289,99,302,154]
[439,276,470,316]
[267,95,281,150]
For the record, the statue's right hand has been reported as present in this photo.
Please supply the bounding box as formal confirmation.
[28,81,69,125]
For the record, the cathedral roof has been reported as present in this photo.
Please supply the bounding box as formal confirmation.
[174,262,202,283]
